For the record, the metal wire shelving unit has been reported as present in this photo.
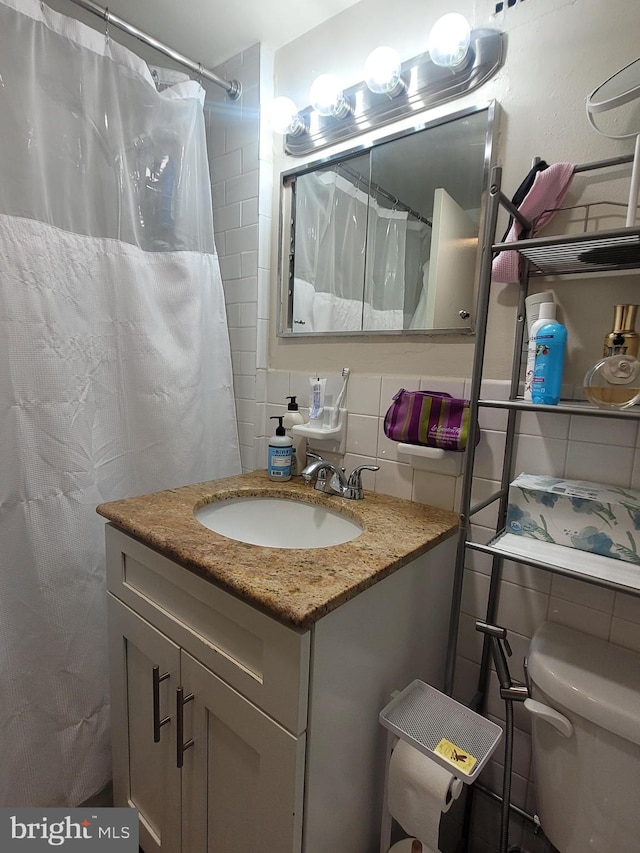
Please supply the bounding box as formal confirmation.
[442,153,640,849]
[446,152,640,697]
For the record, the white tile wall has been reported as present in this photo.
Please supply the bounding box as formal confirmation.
[412,469,458,510]
[259,368,640,853]
[260,370,467,506]
[205,43,272,474]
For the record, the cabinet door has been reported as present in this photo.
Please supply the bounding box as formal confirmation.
[425,187,478,328]
[108,595,181,853]
[180,651,305,853]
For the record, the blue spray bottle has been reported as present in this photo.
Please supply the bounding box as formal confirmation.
[531,315,568,405]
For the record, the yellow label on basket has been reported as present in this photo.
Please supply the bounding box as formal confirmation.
[434,738,477,775]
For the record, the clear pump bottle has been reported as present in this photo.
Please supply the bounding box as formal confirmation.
[283,396,306,475]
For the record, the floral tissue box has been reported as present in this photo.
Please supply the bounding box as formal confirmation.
[506,473,640,564]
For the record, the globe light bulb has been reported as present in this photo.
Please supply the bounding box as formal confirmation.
[427,13,471,69]
[310,74,350,118]
[364,46,404,96]
[267,96,305,136]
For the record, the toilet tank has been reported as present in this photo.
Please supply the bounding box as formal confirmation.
[527,621,640,853]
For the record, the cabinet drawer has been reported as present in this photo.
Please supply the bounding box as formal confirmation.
[105,524,310,734]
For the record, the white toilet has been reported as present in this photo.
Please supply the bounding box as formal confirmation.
[526,621,640,852]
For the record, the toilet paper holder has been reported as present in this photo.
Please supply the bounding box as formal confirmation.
[378,681,503,853]
[379,680,502,784]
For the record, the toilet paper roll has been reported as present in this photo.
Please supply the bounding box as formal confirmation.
[387,739,463,852]
[389,839,429,853]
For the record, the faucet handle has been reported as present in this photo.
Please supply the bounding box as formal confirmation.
[303,450,328,490]
[346,465,379,498]
[347,464,379,484]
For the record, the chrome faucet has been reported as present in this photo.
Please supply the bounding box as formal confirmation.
[303,450,328,490]
[301,455,379,500]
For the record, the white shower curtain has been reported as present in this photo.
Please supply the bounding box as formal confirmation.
[0,0,241,807]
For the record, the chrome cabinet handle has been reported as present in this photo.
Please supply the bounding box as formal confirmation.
[152,666,171,743]
[176,687,194,768]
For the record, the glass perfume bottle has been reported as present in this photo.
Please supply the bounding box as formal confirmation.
[603,304,639,358]
[584,354,640,409]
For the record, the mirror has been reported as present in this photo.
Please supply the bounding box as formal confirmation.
[277,102,497,336]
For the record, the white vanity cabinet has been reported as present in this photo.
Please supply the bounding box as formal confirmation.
[106,524,308,853]
[105,521,457,853]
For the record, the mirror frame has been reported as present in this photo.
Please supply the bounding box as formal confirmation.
[277,100,499,338]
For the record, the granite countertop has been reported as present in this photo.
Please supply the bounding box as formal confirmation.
[97,470,458,628]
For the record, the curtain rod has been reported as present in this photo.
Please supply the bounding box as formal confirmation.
[338,163,433,228]
[67,0,242,99]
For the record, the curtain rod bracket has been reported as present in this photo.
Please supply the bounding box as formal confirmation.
[226,79,242,100]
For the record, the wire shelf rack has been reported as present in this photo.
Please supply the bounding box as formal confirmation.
[494,226,640,276]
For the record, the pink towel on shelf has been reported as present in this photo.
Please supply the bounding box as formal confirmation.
[492,162,575,283]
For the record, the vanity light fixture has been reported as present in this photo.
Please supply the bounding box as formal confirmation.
[271,15,504,155]
[267,96,306,136]
[364,46,405,96]
[309,73,352,119]
[427,13,472,69]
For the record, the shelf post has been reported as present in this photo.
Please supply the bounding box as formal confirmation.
[444,167,503,696]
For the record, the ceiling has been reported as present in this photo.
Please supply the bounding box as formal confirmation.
[91,0,363,71]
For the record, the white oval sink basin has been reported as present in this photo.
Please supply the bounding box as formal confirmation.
[195,496,362,549]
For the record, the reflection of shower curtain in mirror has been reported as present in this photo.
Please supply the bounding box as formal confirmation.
[365,211,431,330]
[293,171,428,332]
[0,0,240,806]
[363,204,407,330]
[404,223,432,329]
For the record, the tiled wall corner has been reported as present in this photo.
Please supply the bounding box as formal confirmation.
[205,44,267,473]
[256,47,274,374]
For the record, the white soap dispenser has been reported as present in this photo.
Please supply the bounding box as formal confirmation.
[283,396,306,475]
[268,416,293,481]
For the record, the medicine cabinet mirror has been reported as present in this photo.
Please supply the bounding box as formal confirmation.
[277,101,497,336]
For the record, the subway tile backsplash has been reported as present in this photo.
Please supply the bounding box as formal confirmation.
[260,369,473,505]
